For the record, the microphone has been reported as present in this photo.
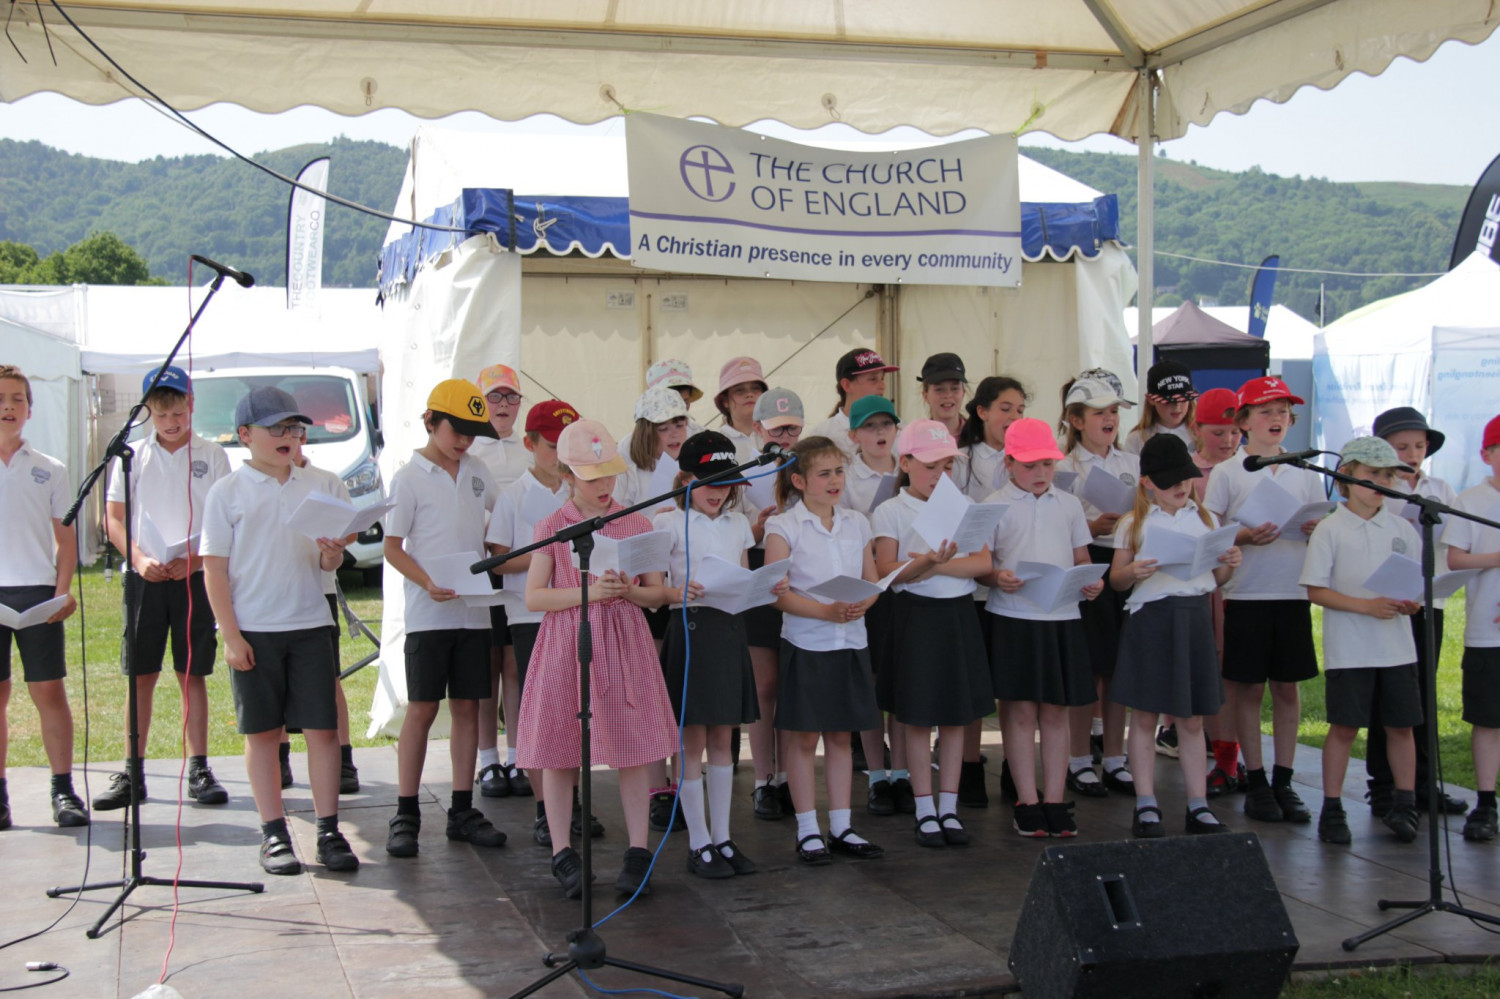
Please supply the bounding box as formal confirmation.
[760,441,789,462]
[190,254,255,288]
[1243,449,1323,472]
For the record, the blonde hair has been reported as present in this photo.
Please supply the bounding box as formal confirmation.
[775,436,843,509]
[1134,398,1198,439]
[1123,477,1215,552]
[628,418,661,471]
[673,469,743,511]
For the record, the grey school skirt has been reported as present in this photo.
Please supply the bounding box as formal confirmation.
[1111,594,1224,718]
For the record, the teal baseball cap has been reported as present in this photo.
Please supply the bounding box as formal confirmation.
[849,395,899,429]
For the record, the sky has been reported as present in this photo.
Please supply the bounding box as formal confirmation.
[1,31,1498,187]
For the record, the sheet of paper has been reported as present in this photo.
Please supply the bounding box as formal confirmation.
[1232,476,1300,532]
[1014,561,1108,614]
[1279,501,1336,541]
[910,475,969,550]
[1397,501,1448,543]
[0,594,69,630]
[1139,523,1240,580]
[570,531,673,578]
[1052,469,1079,493]
[344,499,396,537]
[867,474,899,513]
[744,468,778,513]
[804,560,908,604]
[646,458,680,504]
[1360,553,1479,603]
[285,491,358,541]
[138,511,197,563]
[1080,468,1134,515]
[692,554,789,615]
[520,483,568,527]
[460,591,508,608]
[424,552,495,596]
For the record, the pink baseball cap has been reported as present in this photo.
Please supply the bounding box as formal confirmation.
[1004,418,1065,462]
[557,420,628,481]
[896,419,961,463]
[477,364,520,396]
[717,356,767,396]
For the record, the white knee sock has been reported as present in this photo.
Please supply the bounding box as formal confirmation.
[706,764,734,845]
[679,776,710,851]
[477,747,500,770]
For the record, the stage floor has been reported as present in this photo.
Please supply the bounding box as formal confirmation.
[4,732,1498,999]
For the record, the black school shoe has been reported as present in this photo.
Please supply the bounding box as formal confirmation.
[796,833,831,866]
[316,830,360,871]
[1131,805,1165,839]
[1185,806,1227,835]
[1101,765,1135,795]
[1318,808,1352,845]
[1273,784,1312,823]
[687,843,736,879]
[1416,789,1469,815]
[503,765,533,797]
[1243,785,1284,822]
[1043,801,1077,838]
[260,832,302,875]
[386,813,421,857]
[52,790,89,828]
[752,784,783,821]
[1066,765,1107,799]
[715,840,757,875]
[1012,803,1048,838]
[552,847,584,899]
[1463,805,1498,842]
[649,787,684,832]
[188,765,228,805]
[957,760,989,808]
[915,814,946,848]
[867,779,897,816]
[616,846,654,895]
[892,777,916,815]
[939,813,970,846]
[479,764,511,798]
[0,798,10,831]
[340,761,360,795]
[447,807,507,848]
[828,828,884,859]
[1382,803,1420,843]
[93,771,144,811]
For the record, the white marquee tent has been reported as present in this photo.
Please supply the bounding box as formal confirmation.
[1313,251,1500,490]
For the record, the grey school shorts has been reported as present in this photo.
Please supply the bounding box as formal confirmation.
[231,628,338,735]
[0,585,67,684]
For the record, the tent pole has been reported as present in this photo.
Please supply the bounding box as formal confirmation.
[1136,68,1155,404]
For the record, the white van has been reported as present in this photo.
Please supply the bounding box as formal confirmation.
[189,365,385,572]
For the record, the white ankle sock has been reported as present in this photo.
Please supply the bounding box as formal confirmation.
[1091,717,1104,737]
[829,808,867,844]
[706,764,733,845]
[938,790,958,816]
[477,748,500,769]
[914,795,937,820]
[795,809,821,842]
[775,771,788,786]
[504,746,517,767]
[1103,755,1129,774]
[1069,756,1099,780]
[679,777,710,851]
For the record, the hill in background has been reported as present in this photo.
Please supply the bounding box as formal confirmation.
[0,137,1472,324]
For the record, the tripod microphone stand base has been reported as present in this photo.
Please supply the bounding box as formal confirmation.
[1343,895,1500,952]
[504,928,743,999]
[48,871,264,939]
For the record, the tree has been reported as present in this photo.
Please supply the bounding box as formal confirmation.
[0,232,163,285]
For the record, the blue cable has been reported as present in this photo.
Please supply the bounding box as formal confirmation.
[591,459,791,939]
[577,969,698,999]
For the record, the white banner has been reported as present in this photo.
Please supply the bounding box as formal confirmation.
[626,114,1021,287]
[286,157,330,311]
[1430,327,1500,491]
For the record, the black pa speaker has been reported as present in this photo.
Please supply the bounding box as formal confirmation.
[1009,833,1298,999]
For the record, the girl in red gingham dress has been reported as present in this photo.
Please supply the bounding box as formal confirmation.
[519,419,678,900]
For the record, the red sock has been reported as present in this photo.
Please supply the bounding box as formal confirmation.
[1212,740,1240,774]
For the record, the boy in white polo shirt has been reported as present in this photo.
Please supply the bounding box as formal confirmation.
[0,365,85,830]
[382,379,508,859]
[1445,413,1500,843]
[201,385,357,874]
[1300,437,1424,846]
[99,365,232,812]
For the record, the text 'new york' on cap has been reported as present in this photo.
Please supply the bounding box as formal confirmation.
[427,379,499,439]
[1146,360,1197,403]
[678,430,739,478]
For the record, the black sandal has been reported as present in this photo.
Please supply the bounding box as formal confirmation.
[1186,805,1228,835]
[914,814,945,848]
[796,833,832,866]
[828,828,884,860]
[938,813,970,846]
[1131,805,1165,839]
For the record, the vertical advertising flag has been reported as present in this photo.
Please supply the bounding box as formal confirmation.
[286,157,330,311]
[1246,254,1279,339]
[1450,152,1500,270]
[626,114,1021,287]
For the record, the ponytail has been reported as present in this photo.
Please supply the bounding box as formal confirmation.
[775,435,843,510]
[1125,477,1218,553]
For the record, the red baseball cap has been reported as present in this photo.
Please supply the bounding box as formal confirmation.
[1237,375,1304,408]
[1194,388,1240,426]
[1484,414,1500,451]
[524,399,581,444]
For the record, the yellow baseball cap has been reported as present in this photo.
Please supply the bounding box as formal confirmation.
[427,379,499,439]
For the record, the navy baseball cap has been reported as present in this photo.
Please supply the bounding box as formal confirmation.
[235,386,311,429]
[143,365,191,396]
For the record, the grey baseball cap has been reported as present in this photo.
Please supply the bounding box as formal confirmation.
[1340,435,1414,473]
[753,387,804,429]
[1065,377,1136,410]
[235,386,311,429]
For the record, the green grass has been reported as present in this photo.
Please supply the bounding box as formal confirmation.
[1262,602,1478,792]
[1282,963,1500,998]
[5,565,395,768]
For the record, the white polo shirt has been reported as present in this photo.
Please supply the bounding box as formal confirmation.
[200,464,332,633]
[1113,501,1221,612]
[0,442,70,587]
[1122,422,1195,456]
[872,489,977,600]
[1299,504,1419,670]
[296,460,352,596]
[613,452,679,513]
[1062,445,1141,523]
[809,410,854,462]
[486,470,567,625]
[721,424,760,465]
[107,433,230,548]
[469,429,532,491]
[839,452,896,521]
[765,502,872,652]
[652,506,755,589]
[1394,473,1459,609]
[1447,479,1500,649]
[957,441,1005,503]
[983,480,1093,621]
[385,451,495,633]
[1203,447,1326,601]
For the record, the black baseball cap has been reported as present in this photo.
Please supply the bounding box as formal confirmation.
[1146,360,1197,402]
[678,430,740,478]
[1373,406,1444,457]
[918,352,966,383]
[1138,434,1202,489]
[836,348,898,381]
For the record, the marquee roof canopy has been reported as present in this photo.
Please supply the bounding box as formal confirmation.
[3,1,1494,142]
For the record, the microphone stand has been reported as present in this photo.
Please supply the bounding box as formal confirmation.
[473,447,786,999]
[48,272,264,937]
[1263,457,1500,950]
